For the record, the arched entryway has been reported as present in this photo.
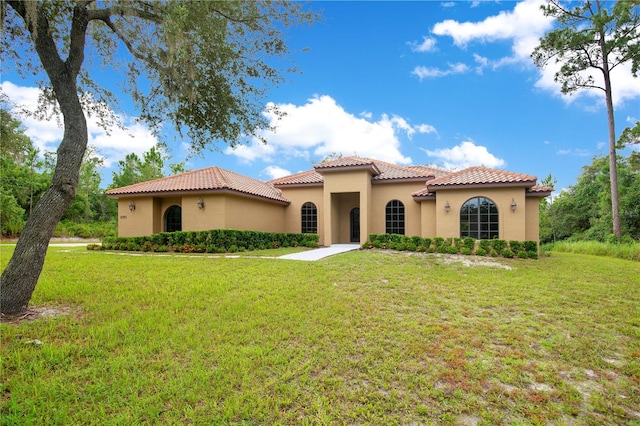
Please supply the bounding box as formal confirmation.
[164,205,182,232]
[350,207,360,242]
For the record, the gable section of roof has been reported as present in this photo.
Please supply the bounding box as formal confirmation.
[106,166,289,203]
[312,156,437,182]
[425,166,537,190]
[314,156,381,175]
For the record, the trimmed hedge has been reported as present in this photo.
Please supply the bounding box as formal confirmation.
[101,229,319,253]
[363,233,539,259]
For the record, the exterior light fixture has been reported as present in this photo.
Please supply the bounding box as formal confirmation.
[445,201,450,213]
[128,200,136,212]
[197,197,205,209]
[511,198,517,212]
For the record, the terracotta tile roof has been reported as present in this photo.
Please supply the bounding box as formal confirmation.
[426,166,537,189]
[405,165,449,178]
[270,169,323,186]
[311,156,437,181]
[527,185,554,195]
[313,156,380,171]
[411,188,436,198]
[106,166,289,203]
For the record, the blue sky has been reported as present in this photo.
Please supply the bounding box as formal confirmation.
[2,0,639,195]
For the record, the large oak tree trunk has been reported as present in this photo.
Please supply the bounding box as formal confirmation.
[1,1,88,315]
[0,96,87,315]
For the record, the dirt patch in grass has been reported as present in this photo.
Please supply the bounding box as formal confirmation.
[402,251,513,270]
[0,305,79,325]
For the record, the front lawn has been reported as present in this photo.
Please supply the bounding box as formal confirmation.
[1,247,639,424]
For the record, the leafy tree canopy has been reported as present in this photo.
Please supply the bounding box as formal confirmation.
[2,1,316,148]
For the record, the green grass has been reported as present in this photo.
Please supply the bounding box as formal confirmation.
[1,246,639,425]
[543,240,640,261]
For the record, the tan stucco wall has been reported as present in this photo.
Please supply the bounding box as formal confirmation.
[431,187,529,241]
[182,194,226,231]
[116,194,286,237]
[116,197,161,237]
[279,186,325,244]
[525,197,541,242]
[224,195,286,232]
[420,199,437,238]
[370,182,424,237]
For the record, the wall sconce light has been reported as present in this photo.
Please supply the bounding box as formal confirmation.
[128,200,136,212]
[197,198,205,209]
[511,198,517,212]
[444,201,451,213]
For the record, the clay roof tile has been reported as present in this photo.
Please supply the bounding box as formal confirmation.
[106,166,288,203]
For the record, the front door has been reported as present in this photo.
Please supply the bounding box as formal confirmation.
[350,208,360,242]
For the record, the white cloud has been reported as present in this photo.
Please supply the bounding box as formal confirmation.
[423,140,505,169]
[412,62,470,80]
[441,2,456,8]
[409,36,437,53]
[1,81,158,167]
[262,165,291,180]
[225,95,437,165]
[428,0,639,107]
[431,0,552,59]
[534,60,640,107]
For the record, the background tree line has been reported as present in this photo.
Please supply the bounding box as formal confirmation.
[1,109,184,237]
[540,149,640,244]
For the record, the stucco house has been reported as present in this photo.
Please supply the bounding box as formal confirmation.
[106,156,553,246]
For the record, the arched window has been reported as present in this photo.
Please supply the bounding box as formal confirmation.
[385,200,405,235]
[460,197,498,239]
[301,202,317,234]
[164,205,182,233]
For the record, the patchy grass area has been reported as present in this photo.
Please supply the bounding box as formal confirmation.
[1,246,639,424]
[543,240,640,262]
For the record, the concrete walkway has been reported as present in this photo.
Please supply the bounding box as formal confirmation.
[278,244,360,261]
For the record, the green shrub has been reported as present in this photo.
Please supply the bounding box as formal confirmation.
[406,243,417,252]
[509,241,523,253]
[501,248,514,258]
[461,248,472,256]
[517,250,528,259]
[524,241,538,252]
[100,229,319,254]
[463,237,476,251]
[479,240,492,251]
[527,250,538,259]
[475,248,487,256]
[492,239,507,252]
[447,246,459,254]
